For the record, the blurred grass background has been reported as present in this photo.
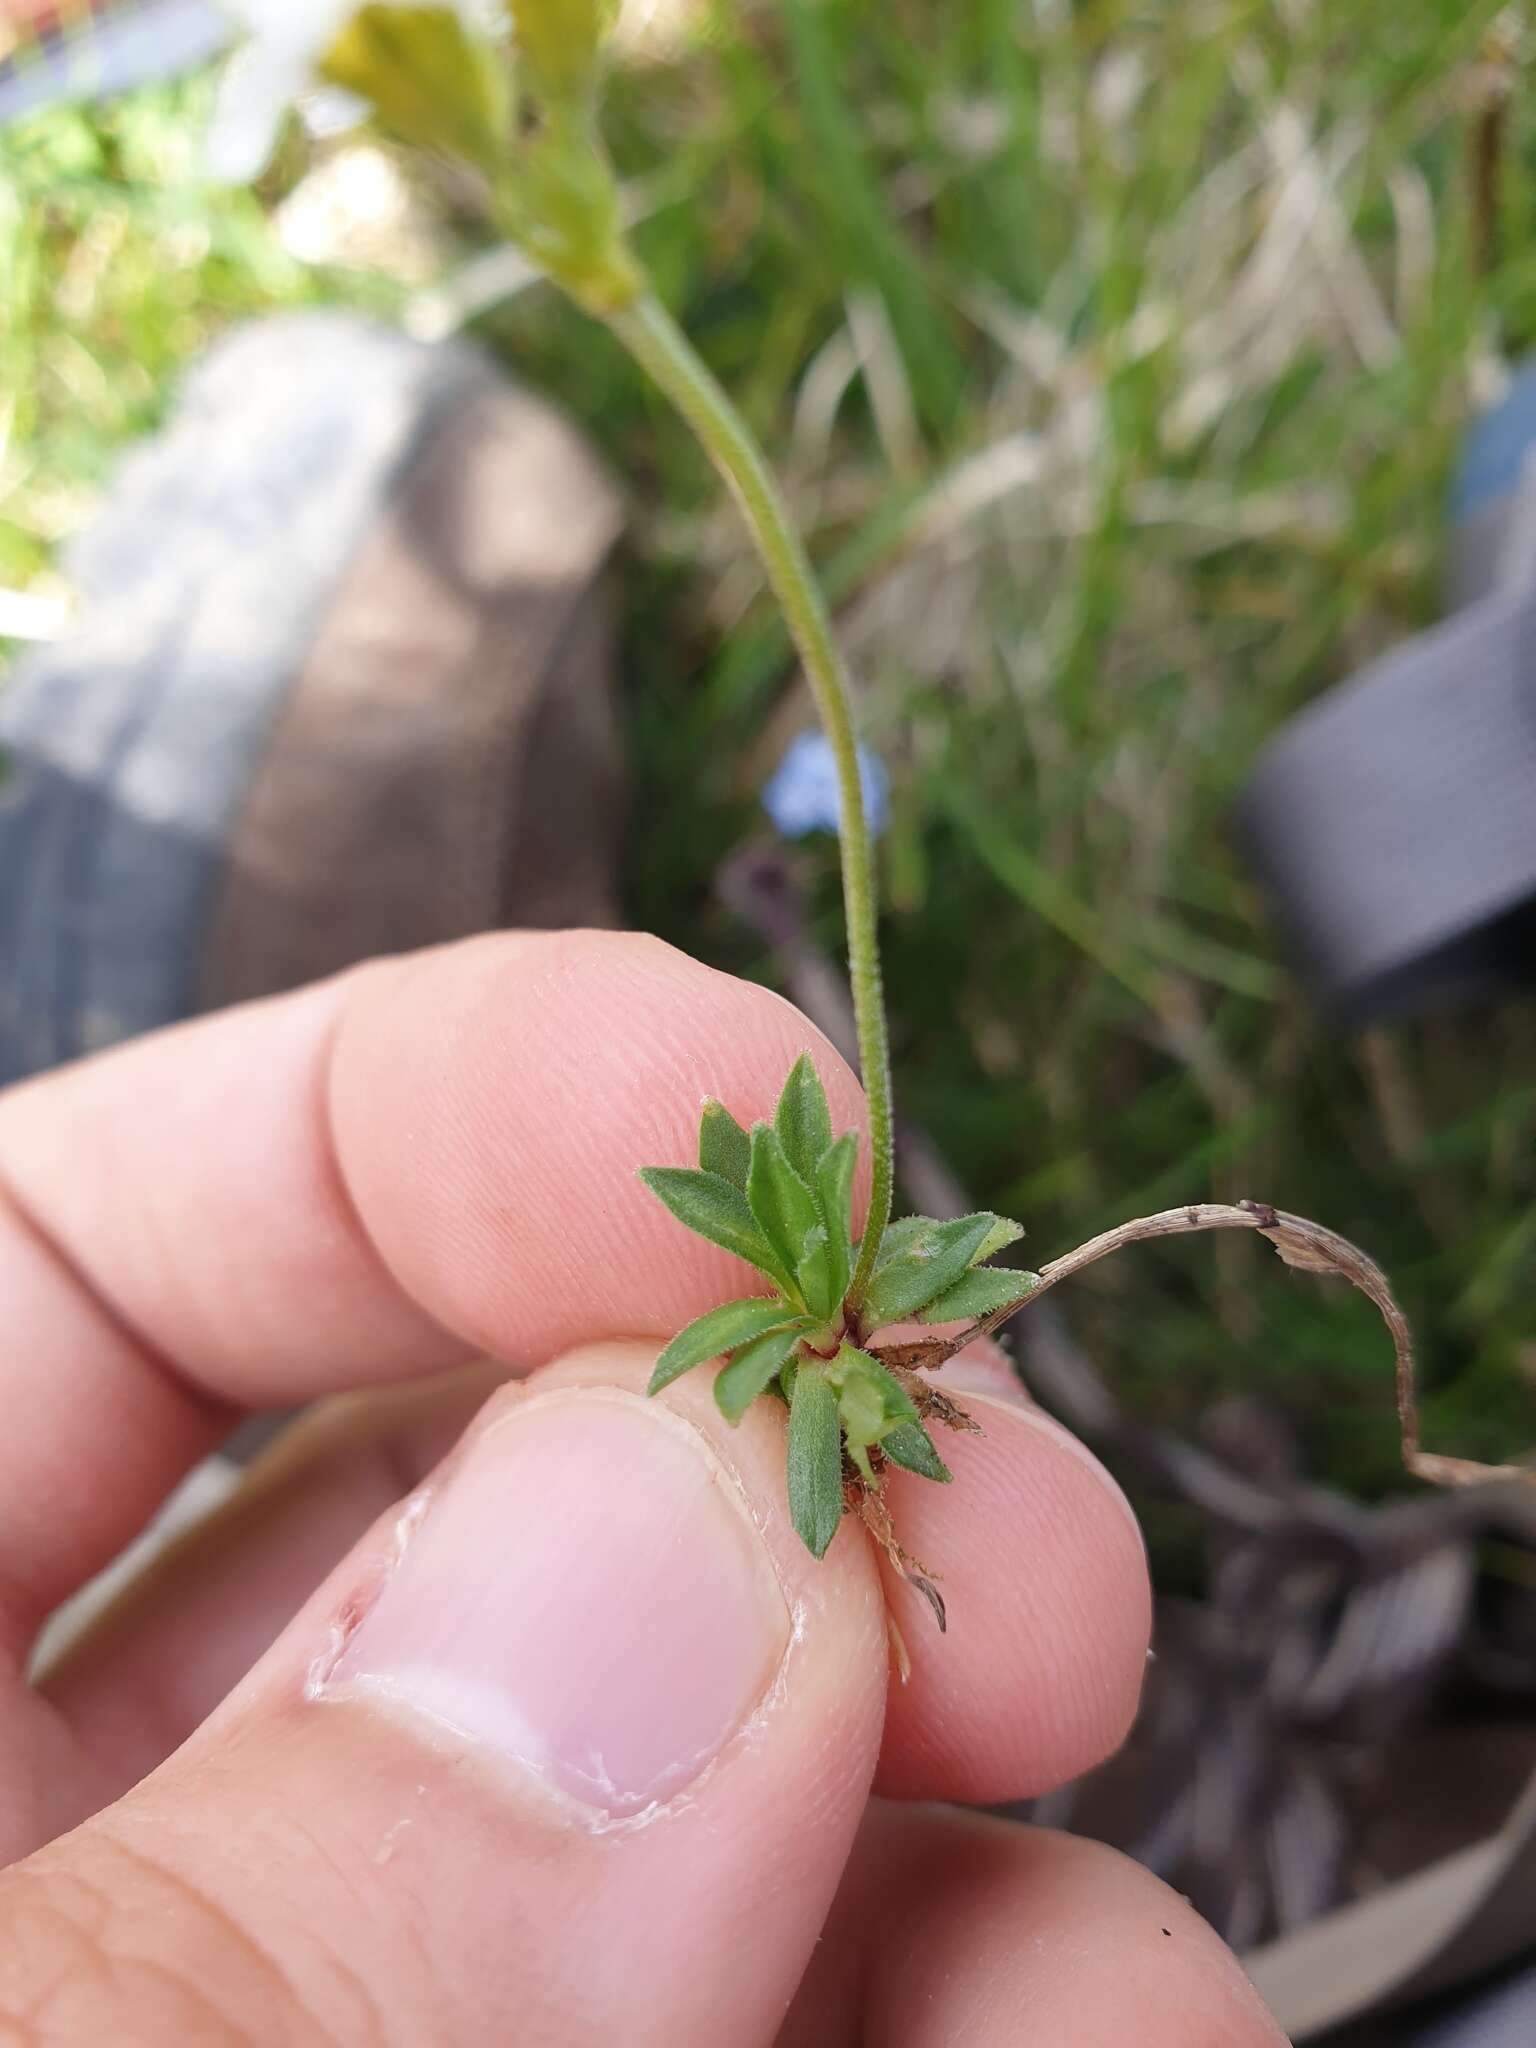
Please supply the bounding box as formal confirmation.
[4,0,1535,1526]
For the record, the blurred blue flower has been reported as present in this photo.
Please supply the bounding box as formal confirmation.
[763,731,889,839]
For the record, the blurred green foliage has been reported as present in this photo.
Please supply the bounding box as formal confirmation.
[4,0,1536,1514]
[0,74,395,593]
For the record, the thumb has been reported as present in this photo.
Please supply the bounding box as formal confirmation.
[1,1344,888,2046]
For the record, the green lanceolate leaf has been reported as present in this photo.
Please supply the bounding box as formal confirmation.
[774,1053,834,1184]
[880,1420,953,1483]
[974,1215,1026,1264]
[851,1349,922,1427]
[917,1266,1040,1324]
[322,6,513,174]
[788,1364,845,1558]
[867,1214,930,1264]
[863,1212,999,1325]
[851,1213,928,1288]
[832,1345,921,1483]
[698,1099,752,1189]
[715,1324,805,1423]
[509,0,618,102]
[746,1123,821,1297]
[872,1210,1018,1279]
[647,1295,802,1396]
[815,1130,858,1305]
[797,1223,839,1323]
[638,1166,791,1291]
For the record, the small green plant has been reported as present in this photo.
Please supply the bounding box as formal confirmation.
[293,0,1051,1570]
[215,0,1499,1604]
[641,1053,1036,1557]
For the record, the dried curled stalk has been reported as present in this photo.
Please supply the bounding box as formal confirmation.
[875,1199,1535,1492]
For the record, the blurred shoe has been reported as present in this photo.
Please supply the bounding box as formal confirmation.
[0,310,626,1085]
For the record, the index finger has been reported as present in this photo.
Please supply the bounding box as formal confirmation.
[1,930,1149,1809]
[0,931,867,1644]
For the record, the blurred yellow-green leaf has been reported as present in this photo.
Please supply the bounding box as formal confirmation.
[320,4,512,174]
[508,0,620,103]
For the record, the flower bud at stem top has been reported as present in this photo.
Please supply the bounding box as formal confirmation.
[507,0,620,103]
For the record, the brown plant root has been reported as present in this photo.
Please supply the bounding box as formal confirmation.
[869,1334,967,1376]
[853,1474,947,1635]
[863,1351,984,1436]
[914,1380,983,1436]
[885,1608,913,1685]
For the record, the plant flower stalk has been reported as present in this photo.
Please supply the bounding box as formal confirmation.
[285,0,1451,1579]
[606,293,894,1306]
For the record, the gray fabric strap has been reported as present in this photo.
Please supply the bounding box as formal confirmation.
[0,2,229,127]
[1409,1964,1536,2048]
[1234,580,1536,1023]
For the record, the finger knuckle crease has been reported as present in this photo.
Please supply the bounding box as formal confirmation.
[0,1836,339,2047]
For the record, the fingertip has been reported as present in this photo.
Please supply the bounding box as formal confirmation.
[67,1338,890,2044]
[829,1808,1290,2048]
[875,1382,1151,1802]
[328,931,869,1363]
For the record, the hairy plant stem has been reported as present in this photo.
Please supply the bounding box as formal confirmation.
[607,290,895,1304]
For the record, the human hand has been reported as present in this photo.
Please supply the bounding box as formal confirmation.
[0,932,1287,2044]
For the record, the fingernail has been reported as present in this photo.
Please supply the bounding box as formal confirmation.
[318,1389,790,1818]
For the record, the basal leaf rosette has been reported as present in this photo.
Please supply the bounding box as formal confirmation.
[640,1056,1037,1561]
